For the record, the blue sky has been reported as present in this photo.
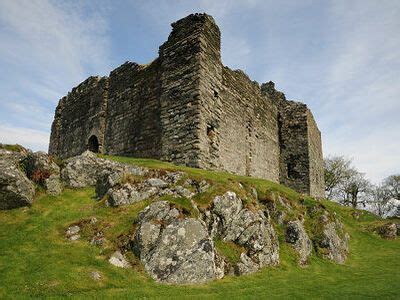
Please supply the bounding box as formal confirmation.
[0,0,399,183]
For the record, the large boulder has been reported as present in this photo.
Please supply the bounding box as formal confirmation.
[96,168,195,206]
[317,221,349,264]
[205,191,279,274]
[45,174,63,196]
[95,170,126,199]
[107,183,159,207]
[132,201,221,284]
[23,151,60,179]
[0,157,35,210]
[286,220,312,265]
[21,151,62,195]
[62,151,146,188]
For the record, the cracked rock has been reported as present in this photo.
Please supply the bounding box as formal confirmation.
[0,157,35,210]
[132,201,219,284]
[286,220,312,265]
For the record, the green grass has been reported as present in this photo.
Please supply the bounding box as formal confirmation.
[214,239,245,265]
[0,143,26,153]
[0,156,399,299]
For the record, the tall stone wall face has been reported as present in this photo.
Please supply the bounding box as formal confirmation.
[195,15,223,170]
[104,60,162,158]
[217,69,279,181]
[307,111,325,198]
[278,101,310,194]
[194,16,280,182]
[158,14,209,167]
[49,76,108,158]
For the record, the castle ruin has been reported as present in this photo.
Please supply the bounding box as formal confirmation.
[49,13,324,197]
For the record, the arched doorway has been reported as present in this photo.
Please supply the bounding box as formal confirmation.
[88,135,100,153]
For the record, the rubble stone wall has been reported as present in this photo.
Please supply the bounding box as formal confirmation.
[104,60,162,158]
[49,76,108,158]
[278,101,310,194]
[307,111,325,197]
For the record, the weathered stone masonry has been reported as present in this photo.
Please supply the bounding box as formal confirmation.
[49,13,324,197]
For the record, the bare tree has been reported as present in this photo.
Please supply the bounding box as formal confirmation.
[323,157,398,214]
[368,185,394,217]
[324,156,353,199]
[382,174,400,200]
[339,170,370,209]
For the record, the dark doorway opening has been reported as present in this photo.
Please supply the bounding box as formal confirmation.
[88,135,100,153]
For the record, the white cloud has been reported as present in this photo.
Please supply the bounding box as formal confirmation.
[0,0,111,150]
[315,1,400,182]
[0,0,111,82]
[0,124,49,151]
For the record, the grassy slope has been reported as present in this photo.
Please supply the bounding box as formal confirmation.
[0,156,399,299]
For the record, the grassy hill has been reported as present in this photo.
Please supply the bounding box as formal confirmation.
[0,155,399,299]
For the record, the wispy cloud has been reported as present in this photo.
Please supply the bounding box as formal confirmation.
[0,124,49,151]
[315,1,400,182]
[0,0,111,149]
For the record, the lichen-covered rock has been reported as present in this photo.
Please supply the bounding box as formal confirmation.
[97,169,196,206]
[90,271,102,281]
[0,157,35,210]
[0,147,29,164]
[286,220,312,265]
[159,185,195,199]
[318,221,349,264]
[22,151,60,179]
[162,172,185,184]
[145,178,168,188]
[21,152,62,195]
[62,151,146,188]
[132,201,219,284]
[66,225,81,241]
[236,253,260,275]
[206,191,279,274]
[185,179,210,194]
[107,183,159,207]
[45,174,62,195]
[95,170,125,199]
[264,197,289,225]
[378,223,397,239]
[109,251,131,268]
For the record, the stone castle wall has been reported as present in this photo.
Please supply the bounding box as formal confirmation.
[49,76,108,158]
[49,13,325,197]
[104,60,162,158]
[307,111,325,197]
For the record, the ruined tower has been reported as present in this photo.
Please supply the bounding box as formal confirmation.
[49,13,325,197]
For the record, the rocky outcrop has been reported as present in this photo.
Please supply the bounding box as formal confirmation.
[96,169,199,207]
[286,220,312,265]
[22,151,60,180]
[0,157,35,210]
[205,191,279,275]
[317,221,349,264]
[17,151,62,195]
[45,174,63,196]
[109,251,131,268]
[132,201,220,284]
[62,151,146,188]
[107,182,159,207]
[378,223,397,239]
